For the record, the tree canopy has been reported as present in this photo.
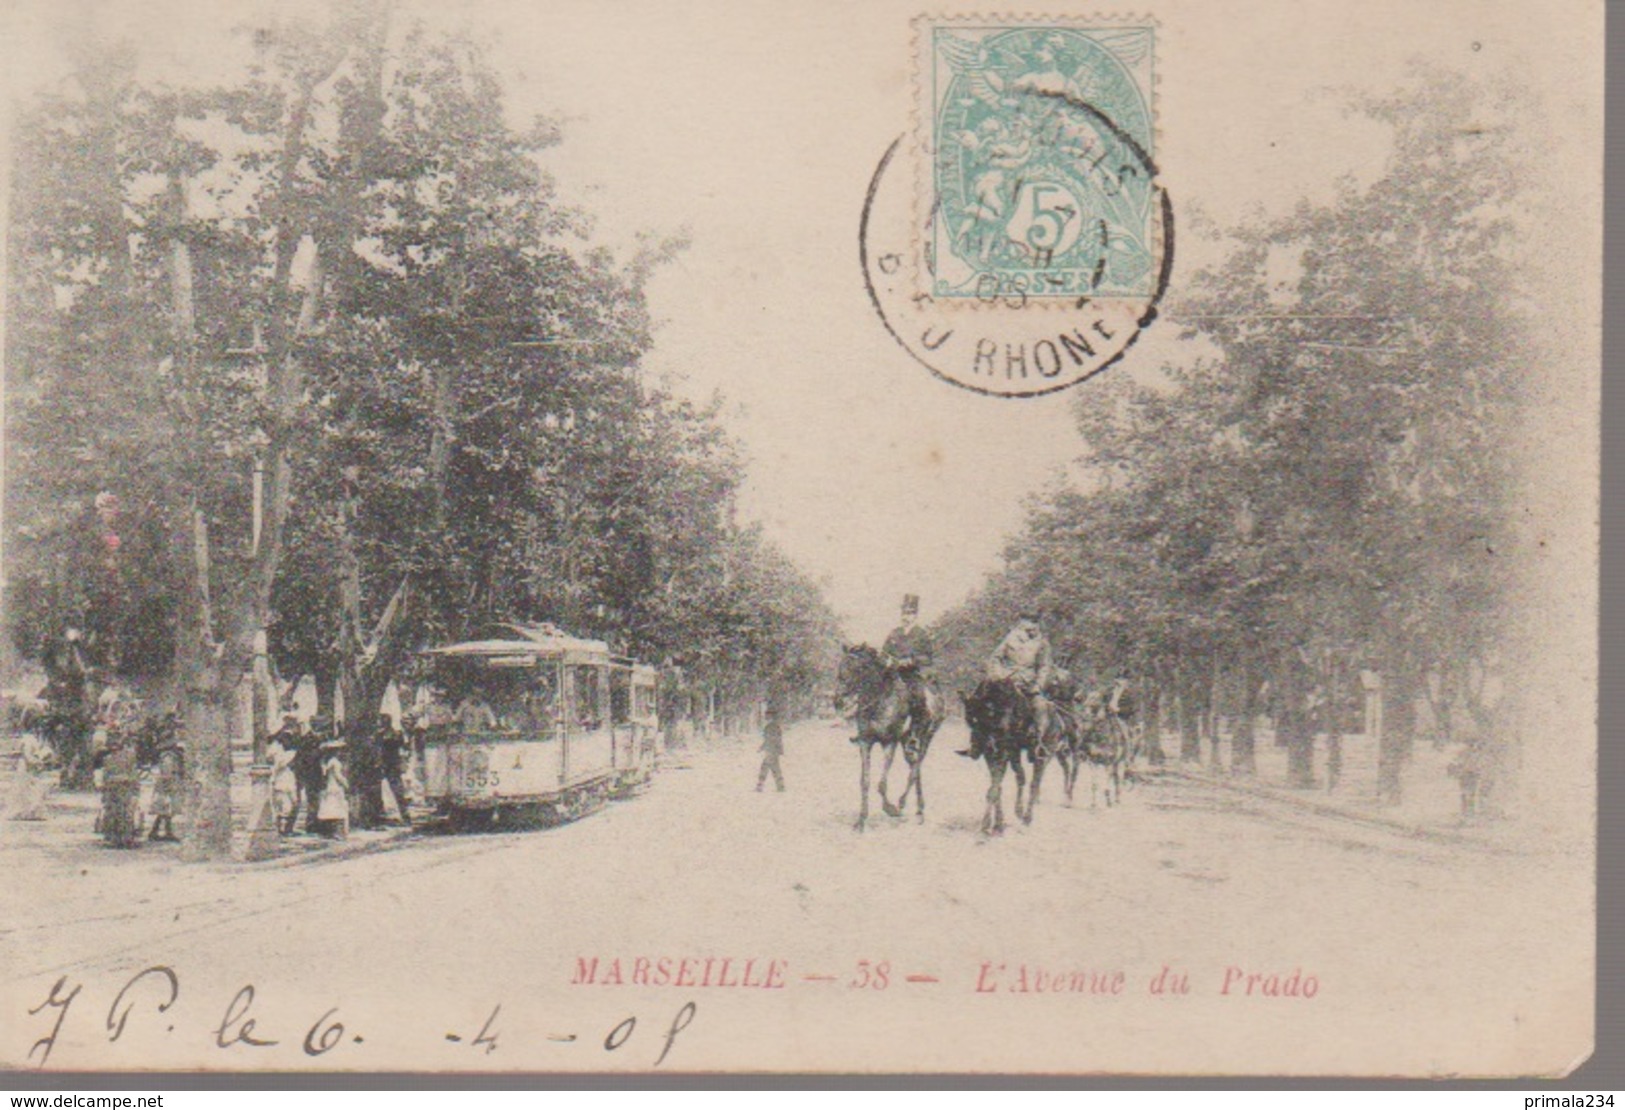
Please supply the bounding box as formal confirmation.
[933,66,1533,791]
[4,3,837,853]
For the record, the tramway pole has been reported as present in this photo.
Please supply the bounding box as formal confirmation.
[243,457,281,861]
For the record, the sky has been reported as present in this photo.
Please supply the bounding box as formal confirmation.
[0,0,1602,646]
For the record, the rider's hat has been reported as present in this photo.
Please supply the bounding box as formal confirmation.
[901,594,920,615]
[1018,607,1043,622]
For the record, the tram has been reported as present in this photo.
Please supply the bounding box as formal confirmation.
[417,623,659,822]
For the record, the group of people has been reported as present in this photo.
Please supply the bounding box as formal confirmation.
[92,730,184,848]
[93,706,417,847]
[266,712,414,840]
[881,594,1137,758]
[87,699,185,849]
[760,595,1136,793]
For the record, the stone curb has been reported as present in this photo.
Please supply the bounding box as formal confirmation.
[1158,766,1521,853]
[235,823,422,869]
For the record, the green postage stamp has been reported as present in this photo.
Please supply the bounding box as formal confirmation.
[918,20,1157,302]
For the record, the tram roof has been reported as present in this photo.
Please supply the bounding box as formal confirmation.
[423,624,658,673]
[424,623,610,663]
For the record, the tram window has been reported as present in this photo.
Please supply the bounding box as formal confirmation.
[570,667,604,731]
[524,668,563,733]
[610,671,632,726]
[427,659,533,734]
[633,683,654,721]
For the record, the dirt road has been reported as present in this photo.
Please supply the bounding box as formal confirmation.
[1,719,1591,1076]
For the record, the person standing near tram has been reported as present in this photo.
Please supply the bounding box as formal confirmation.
[97,736,141,848]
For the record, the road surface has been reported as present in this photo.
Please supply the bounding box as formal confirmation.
[0,719,1591,1076]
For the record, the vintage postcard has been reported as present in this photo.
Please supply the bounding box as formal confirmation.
[0,0,1600,1079]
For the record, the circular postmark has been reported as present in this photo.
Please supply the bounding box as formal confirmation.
[862,83,1173,398]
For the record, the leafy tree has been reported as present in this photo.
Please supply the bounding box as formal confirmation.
[936,65,1533,797]
[5,3,839,856]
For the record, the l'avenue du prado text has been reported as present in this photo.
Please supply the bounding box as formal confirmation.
[570,957,1322,999]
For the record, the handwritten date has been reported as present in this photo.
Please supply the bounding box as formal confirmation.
[25,966,697,1070]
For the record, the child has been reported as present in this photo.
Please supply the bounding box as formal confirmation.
[268,731,300,836]
[316,740,350,839]
[147,743,182,842]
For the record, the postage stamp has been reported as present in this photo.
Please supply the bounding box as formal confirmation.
[919,21,1158,302]
[857,16,1168,397]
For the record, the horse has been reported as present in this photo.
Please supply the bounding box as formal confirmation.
[835,644,944,832]
[1061,694,1130,809]
[961,676,1069,833]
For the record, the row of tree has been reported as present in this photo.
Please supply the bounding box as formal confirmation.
[932,67,1531,799]
[4,2,838,856]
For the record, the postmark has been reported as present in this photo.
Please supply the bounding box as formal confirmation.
[861,17,1170,397]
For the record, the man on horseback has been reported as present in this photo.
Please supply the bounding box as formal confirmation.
[842,596,945,831]
[965,610,1055,759]
[1107,672,1136,725]
[881,593,935,731]
[1105,670,1140,765]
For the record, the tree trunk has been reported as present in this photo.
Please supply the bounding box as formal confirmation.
[1204,658,1222,771]
[178,510,237,860]
[1273,653,1317,789]
[1177,664,1202,763]
[1378,654,1418,805]
[1282,712,1316,789]
[1142,675,1167,765]
[315,664,338,720]
[1230,661,1259,776]
[160,164,241,859]
[326,4,399,726]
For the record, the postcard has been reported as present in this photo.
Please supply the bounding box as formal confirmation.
[0,0,1599,1078]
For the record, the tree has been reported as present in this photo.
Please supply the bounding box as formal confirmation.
[6,4,839,858]
[937,65,1535,797]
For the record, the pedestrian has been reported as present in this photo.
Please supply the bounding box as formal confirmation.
[316,739,350,839]
[375,713,412,824]
[457,694,497,732]
[146,742,182,842]
[293,716,329,834]
[756,700,786,793]
[7,731,55,821]
[267,725,300,836]
[98,738,141,848]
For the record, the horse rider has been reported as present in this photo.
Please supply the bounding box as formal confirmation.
[881,594,935,731]
[969,609,1056,758]
[1107,672,1136,731]
[1041,661,1084,739]
[1104,671,1139,762]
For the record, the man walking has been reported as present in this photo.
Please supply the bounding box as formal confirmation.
[293,716,330,834]
[376,713,413,824]
[756,699,786,793]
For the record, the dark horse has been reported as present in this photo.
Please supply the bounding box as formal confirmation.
[835,644,944,831]
[961,677,1071,833]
